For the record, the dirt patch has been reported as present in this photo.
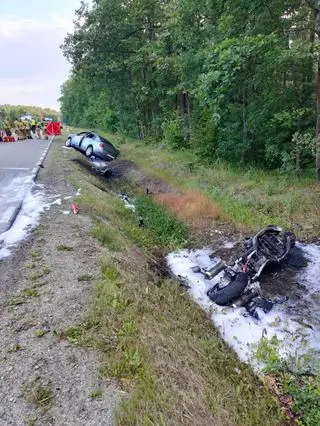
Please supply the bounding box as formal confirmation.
[73,157,178,195]
[155,190,221,229]
[0,140,120,425]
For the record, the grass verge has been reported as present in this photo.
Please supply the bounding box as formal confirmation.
[54,134,283,425]
[256,337,320,424]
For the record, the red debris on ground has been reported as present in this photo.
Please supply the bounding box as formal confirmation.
[70,203,79,215]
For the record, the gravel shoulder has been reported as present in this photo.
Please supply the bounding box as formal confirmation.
[0,140,120,426]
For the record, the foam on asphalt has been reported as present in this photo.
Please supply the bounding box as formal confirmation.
[0,138,54,235]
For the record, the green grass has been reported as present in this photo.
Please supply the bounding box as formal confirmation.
[56,244,74,251]
[22,379,53,411]
[90,221,121,252]
[31,250,42,260]
[34,329,48,338]
[8,343,23,353]
[89,389,103,399]
[74,171,187,252]
[25,262,37,269]
[115,139,320,240]
[24,414,37,426]
[54,326,84,345]
[256,337,320,425]
[100,262,121,281]
[21,288,40,298]
[77,273,93,282]
[28,266,50,282]
[7,296,24,306]
[135,195,189,248]
[86,261,282,425]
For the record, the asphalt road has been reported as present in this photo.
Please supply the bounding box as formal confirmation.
[0,139,51,235]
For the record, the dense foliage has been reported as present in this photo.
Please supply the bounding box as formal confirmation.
[0,104,59,121]
[61,0,320,173]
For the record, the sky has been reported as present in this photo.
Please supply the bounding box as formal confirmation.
[0,0,83,110]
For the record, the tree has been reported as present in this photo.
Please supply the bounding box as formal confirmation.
[60,0,319,174]
[0,104,59,121]
[303,0,320,178]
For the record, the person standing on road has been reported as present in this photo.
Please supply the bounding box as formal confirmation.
[31,118,37,136]
[12,118,19,141]
[22,120,29,140]
[36,119,42,139]
[42,119,48,140]
[13,118,19,133]
[25,120,32,139]
[3,117,11,136]
[18,119,24,140]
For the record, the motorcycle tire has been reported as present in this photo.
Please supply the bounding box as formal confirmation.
[207,272,249,306]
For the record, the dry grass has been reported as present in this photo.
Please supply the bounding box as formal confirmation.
[155,190,221,229]
[22,379,53,410]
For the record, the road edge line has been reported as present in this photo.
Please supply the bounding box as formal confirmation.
[31,135,55,181]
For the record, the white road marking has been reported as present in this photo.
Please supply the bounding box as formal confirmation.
[0,206,15,222]
[0,167,30,170]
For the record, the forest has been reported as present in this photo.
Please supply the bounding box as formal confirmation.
[60,0,320,176]
[1,104,59,121]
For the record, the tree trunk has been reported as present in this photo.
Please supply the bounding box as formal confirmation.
[315,59,320,178]
[296,148,301,174]
[243,86,248,148]
[242,84,249,163]
[315,4,320,179]
[308,10,315,85]
[180,92,190,143]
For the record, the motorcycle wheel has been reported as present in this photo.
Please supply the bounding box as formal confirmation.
[207,272,248,306]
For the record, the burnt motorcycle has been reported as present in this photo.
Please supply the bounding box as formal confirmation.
[193,226,295,309]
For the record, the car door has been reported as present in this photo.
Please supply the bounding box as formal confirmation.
[72,132,87,148]
[80,132,95,152]
[91,134,101,153]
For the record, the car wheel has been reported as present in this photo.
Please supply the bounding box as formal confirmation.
[85,145,93,157]
[65,138,71,147]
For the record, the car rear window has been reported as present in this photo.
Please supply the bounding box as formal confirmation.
[100,136,111,144]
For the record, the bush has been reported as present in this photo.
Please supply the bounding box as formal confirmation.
[161,113,185,149]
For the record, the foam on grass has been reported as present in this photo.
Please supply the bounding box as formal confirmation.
[167,243,320,370]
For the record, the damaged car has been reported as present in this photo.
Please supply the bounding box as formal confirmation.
[65,131,120,175]
[192,226,296,318]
